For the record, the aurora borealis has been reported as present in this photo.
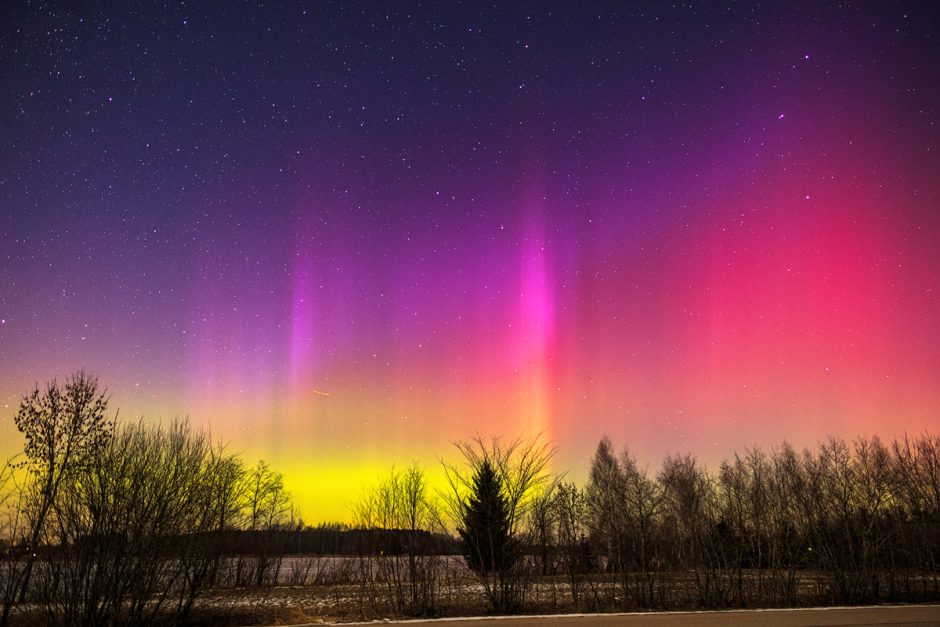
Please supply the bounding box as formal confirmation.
[1,3,938,520]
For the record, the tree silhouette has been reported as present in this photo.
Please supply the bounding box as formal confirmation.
[443,436,555,613]
[459,459,517,575]
[6,371,112,614]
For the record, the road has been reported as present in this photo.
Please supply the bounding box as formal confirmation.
[319,605,940,626]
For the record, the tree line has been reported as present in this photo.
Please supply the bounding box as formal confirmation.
[2,372,939,624]
[339,432,940,617]
[564,434,939,610]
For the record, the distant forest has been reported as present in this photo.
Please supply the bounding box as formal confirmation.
[2,372,939,624]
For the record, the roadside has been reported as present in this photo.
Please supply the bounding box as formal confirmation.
[296,604,940,627]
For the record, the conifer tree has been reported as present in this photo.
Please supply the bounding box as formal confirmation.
[459,460,517,575]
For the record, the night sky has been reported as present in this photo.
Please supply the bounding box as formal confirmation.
[2,2,938,520]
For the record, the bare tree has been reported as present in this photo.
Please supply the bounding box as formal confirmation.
[0,457,15,552]
[235,460,293,587]
[353,463,445,617]
[585,435,627,608]
[0,457,26,627]
[396,464,445,615]
[660,453,725,607]
[527,482,559,578]
[586,439,666,609]
[762,443,806,604]
[552,481,593,608]
[891,432,940,598]
[621,450,664,607]
[719,450,762,606]
[2,372,113,623]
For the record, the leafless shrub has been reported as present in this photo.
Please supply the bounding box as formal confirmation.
[2,393,296,625]
[352,463,448,617]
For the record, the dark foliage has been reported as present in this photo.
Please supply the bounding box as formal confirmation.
[458,460,518,576]
[205,527,458,557]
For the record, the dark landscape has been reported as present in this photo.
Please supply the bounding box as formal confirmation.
[2,374,939,624]
[2,1,939,625]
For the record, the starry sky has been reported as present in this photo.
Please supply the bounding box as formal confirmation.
[1,2,938,521]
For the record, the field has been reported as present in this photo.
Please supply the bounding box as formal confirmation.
[166,556,940,625]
